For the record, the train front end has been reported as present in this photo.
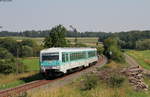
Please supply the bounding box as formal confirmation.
[40,50,62,77]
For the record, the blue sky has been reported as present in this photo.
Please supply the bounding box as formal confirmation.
[0,0,150,32]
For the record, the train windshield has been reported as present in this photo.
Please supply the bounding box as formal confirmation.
[42,52,59,61]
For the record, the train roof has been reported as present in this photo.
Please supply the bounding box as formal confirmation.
[40,47,97,53]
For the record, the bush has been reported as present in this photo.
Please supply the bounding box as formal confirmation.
[136,39,150,50]
[0,38,18,56]
[81,73,99,90]
[21,39,41,57]
[0,59,16,74]
[21,46,33,57]
[96,45,104,55]
[108,74,125,88]
[0,47,13,59]
[109,45,125,62]
[0,59,27,74]
[103,37,125,62]
[21,39,36,47]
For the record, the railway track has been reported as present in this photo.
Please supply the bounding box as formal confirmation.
[0,55,107,97]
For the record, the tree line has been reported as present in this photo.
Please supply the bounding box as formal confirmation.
[0,29,150,49]
[1,29,149,39]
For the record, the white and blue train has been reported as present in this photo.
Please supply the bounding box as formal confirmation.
[40,48,98,77]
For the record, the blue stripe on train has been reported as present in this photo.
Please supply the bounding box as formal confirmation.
[41,61,61,66]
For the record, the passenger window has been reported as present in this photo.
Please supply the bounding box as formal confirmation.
[66,54,68,62]
[62,53,65,62]
[62,53,69,62]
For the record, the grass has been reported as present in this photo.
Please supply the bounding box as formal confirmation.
[29,81,150,97]
[126,50,150,70]
[21,57,40,71]
[28,61,150,97]
[67,37,98,42]
[0,58,41,90]
[0,71,42,90]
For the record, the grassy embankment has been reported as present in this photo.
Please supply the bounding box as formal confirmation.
[126,50,150,70]
[0,58,41,90]
[28,61,150,97]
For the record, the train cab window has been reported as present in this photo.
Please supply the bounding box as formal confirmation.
[42,53,59,61]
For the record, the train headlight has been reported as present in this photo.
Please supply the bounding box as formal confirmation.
[41,66,45,71]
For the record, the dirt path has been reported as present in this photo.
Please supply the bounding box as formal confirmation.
[28,56,108,94]
[124,54,139,66]
[125,54,150,75]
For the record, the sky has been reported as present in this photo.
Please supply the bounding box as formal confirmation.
[0,0,150,32]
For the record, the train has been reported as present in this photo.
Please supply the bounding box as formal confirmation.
[40,47,98,78]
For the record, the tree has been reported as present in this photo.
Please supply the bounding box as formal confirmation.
[44,36,52,48]
[0,59,16,74]
[21,46,33,57]
[44,25,68,48]
[103,37,124,62]
[96,45,104,55]
[0,48,13,59]
[21,39,36,47]
[0,59,26,74]
[21,39,41,56]
[0,38,18,56]
[136,39,150,50]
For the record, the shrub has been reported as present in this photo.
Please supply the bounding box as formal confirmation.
[0,47,13,59]
[81,73,99,90]
[108,74,125,88]
[96,45,104,55]
[136,39,150,50]
[0,59,16,74]
[0,59,27,74]
[21,46,33,57]
[103,37,125,62]
[21,39,36,47]
[0,38,18,56]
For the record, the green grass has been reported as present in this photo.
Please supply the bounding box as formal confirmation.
[67,37,98,43]
[0,58,40,90]
[0,71,43,90]
[126,50,150,70]
[29,61,150,97]
[21,58,40,71]
[0,80,25,90]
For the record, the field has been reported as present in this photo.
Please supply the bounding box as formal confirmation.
[0,58,41,90]
[0,37,99,47]
[67,37,99,47]
[28,61,150,97]
[126,50,150,70]
[22,57,40,71]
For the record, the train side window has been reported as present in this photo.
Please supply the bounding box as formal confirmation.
[62,53,69,62]
[62,53,65,62]
[66,53,68,62]
[88,51,95,58]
